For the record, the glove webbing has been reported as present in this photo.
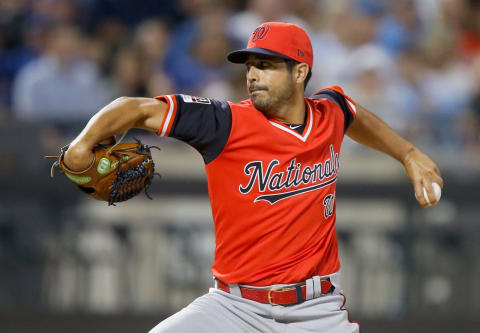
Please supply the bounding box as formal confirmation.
[108,140,160,206]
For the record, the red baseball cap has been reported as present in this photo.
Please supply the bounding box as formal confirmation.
[227,22,313,68]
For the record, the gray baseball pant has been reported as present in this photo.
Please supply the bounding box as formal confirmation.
[149,272,360,333]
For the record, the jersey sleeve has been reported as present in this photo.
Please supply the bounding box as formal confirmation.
[155,94,232,164]
[311,86,357,132]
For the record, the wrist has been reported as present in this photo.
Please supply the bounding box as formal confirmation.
[64,141,95,171]
[401,145,417,165]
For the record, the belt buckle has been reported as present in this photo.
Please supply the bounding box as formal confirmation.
[267,286,296,306]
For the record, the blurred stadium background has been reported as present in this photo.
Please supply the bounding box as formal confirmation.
[1,0,480,332]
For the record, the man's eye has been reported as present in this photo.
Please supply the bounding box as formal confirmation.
[246,62,270,70]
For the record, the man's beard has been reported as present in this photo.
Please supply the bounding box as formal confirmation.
[249,82,294,117]
[251,93,274,113]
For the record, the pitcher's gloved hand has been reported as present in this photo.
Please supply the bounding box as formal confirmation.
[46,139,160,205]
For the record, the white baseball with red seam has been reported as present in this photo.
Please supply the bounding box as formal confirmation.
[423,182,441,205]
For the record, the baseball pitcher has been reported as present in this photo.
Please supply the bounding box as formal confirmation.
[59,22,443,332]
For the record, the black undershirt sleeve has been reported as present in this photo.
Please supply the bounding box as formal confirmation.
[312,90,354,132]
[169,94,232,164]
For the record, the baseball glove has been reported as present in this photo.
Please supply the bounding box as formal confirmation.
[46,138,160,205]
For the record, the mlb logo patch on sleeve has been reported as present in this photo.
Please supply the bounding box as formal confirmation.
[181,94,211,104]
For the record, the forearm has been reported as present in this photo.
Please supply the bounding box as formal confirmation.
[64,97,165,171]
[346,104,416,163]
[346,103,443,207]
[71,97,165,149]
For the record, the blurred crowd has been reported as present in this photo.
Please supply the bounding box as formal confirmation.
[1,0,480,158]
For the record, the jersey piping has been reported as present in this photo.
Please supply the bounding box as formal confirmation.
[268,99,313,142]
[156,94,178,137]
[313,85,357,117]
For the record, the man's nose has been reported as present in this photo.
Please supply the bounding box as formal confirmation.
[246,66,258,83]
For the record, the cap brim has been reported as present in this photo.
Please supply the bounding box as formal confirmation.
[227,47,294,64]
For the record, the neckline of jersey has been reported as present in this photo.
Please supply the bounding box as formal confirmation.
[268,99,313,142]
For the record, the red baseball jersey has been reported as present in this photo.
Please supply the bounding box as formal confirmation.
[156,86,356,286]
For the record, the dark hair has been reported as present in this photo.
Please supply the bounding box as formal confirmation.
[285,59,312,90]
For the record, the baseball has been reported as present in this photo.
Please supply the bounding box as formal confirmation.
[423,182,441,205]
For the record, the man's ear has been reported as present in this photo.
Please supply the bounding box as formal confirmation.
[295,63,309,84]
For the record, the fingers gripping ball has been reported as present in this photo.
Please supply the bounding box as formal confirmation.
[47,139,160,205]
[423,182,442,205]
